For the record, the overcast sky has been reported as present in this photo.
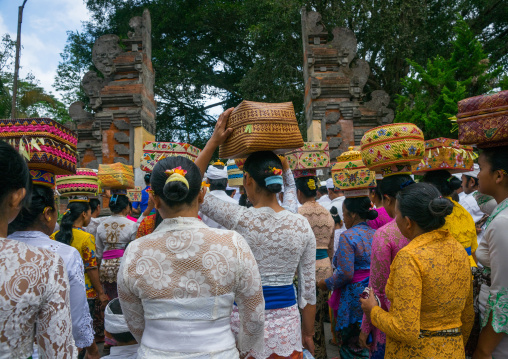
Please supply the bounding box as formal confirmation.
[0,0,90,99]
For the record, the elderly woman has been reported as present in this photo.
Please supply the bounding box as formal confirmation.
[361,183,474,358]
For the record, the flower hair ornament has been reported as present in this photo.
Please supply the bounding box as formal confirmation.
[307,178,316,190]
[265,166,283,187]
[165,166,189,189]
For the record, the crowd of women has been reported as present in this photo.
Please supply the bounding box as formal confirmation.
[0,106,507,359]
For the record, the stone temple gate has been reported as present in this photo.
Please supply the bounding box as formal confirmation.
[301,9,394,160]
[68,9,156,184]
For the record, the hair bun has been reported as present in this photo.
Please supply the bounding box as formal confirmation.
[428,197,454,218]
[163,180,190,202]
[266,183,282,194]
[366,209,379,221]
[330,206,338,215]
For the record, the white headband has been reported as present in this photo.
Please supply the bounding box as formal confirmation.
[326,178,335,189]
[104,299,130,334]
[206,165,228,180]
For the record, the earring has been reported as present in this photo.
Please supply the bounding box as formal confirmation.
[48,217,52,221]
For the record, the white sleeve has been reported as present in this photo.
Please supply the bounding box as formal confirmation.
[200,192,246,230]
[68,250,94,348]
[281,169,298,213]
[297,222,317,308]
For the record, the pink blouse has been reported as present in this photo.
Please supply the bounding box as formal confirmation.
[367,207,392,230]
[360,219,410,354]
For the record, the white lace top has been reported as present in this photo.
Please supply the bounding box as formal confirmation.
[117,217,265,359]
[8,231,94,349]
[0,238,77,359]
[199,170,317,357]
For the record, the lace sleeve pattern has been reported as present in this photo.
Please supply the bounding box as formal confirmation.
[326,232,354,290]
[117,246,146,342]
[231,232,266,357]
[281,169,298,213]
[200,192,245,230]
[370,250,422,343]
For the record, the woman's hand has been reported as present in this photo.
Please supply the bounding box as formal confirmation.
[317,279,328,291]
[359,330,371,350]
[360,289,378,318]
[98,292,110,310]
[302,333,315,356]
[209,107,234,147]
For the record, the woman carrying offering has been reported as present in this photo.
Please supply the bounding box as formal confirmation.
[318,197,377,359]
[117,154,265,358]
[196,108,317,358]
[367,181,392,230]
[0,141,76,358]
[361,182,474,358]
[96,192,137,299]
[473,147,508,358]
[359,175,412,358]
[296,174,334,359]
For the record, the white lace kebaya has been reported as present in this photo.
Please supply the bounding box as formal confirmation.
[0,237,77,359]
[8,231,94,349]
[199,169,317,358]
[118,217,265,359]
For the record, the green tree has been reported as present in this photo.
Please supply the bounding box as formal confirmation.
[394,19,502,139]
[54,0,508,146]
[0,33,70,121]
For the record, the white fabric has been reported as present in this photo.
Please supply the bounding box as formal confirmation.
[84,216,106,239]
[333,227,347,257]
[103,344,140,359]
[200,190,238,229]
[323,196,345,214]
[0,238,77,359]
[206,166,228,179]
[105,300,130,334]
[466,164,480,178]
[317,194,331,206]
[479,284,508,357]
[461,191,487,245]
[320,181,327,187]
[326,178,334,189]
[458,191,466,202]
[199,169,316,358]
[8,231,94,348]
[117,217,265,359]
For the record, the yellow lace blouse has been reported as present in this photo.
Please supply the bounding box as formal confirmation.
[442,198,478,267]
[370,230,474,358]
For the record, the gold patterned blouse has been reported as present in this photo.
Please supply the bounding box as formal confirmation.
[442,198,478,267]
[370,230,474,358]
[298,201,334,282]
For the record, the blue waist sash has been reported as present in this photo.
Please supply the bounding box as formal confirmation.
[316,248,329,260]
[263,284,297,310]
[465,246,472,256]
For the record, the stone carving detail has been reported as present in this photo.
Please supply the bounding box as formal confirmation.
[69,9,156,168]
[301,8,393,158]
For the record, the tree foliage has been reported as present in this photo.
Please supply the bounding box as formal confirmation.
[0,34,70,121]
[54,0,508,144]
[395,19,504,139]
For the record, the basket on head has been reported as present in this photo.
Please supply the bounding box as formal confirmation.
[457,90,508,148]
[98,163,135,190]
[56,168,99,197]
[360,123,425,177]
[140,142,202,172]
[412,138,475,175]
[293,169,317,179]
[286,142,330,171]
[219,100,304,159]
[226,160,243,187]
[127,187,142,202]
[0,117,78,188]
[332,147,376,198]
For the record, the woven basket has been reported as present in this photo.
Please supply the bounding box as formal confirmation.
[226,160,243,187]
[332,147,376,197]
[56,168,99,197]
[360,123,425,177]
[412,138,475,175]
[127,186,142,202]
[219,100,304,158]
[140,142,201,172]
[98,163,135,189]
[457,90,508,148]
[0,118,77,178]
[286,142,330,171]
